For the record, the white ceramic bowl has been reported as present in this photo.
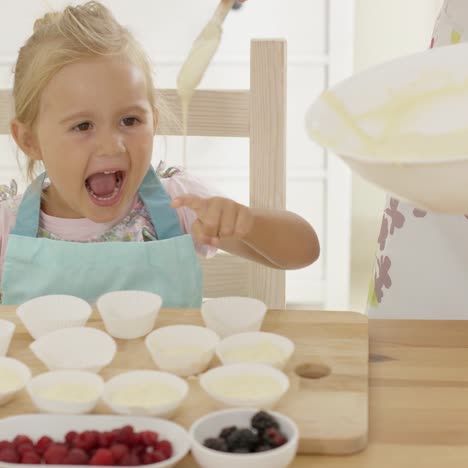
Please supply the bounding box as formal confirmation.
[97,290,162,339]
[0,414,190,468]
[306,42,468,214]
[26,370,104,414]
[341,155,468,214]
[0,319,15,356]
[0,357,31,406]
[16,295,92,339]
[216,332,295,370]
[199,363,290,409]
[190,408,299,468]
[29,327,116,372]
[145,325,220,377]
[201,297,267,338]
[102,370,189,418]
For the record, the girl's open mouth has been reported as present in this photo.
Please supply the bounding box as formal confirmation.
[85,170,126,207]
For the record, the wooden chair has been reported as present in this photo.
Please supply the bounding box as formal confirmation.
[0,39,287,309]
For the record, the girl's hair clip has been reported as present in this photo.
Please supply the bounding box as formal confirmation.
[0,180,18,201]
[156,160,181,179]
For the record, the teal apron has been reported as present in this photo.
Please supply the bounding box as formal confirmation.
[1,166,203,306]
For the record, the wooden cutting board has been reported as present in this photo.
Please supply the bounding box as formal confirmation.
[0,306,368,455]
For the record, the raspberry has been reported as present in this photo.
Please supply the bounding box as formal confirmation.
[226,429,258,452]
[21,451,41,464]
[142,450,165,464]
[63,448,89,465]
[157,440,172,459]
[65,431,78,447]
[139,431,158,448]
[130,445,145,460]
[0,441,13,451]
[118,452,139,466]
[109,444,129,463]
[0,448,19,463]
[89,448,114,466]
[203,437,228,452]
[115,425,135,446]
[16,442,35,457]
[251,411,280,433]
[43,444,68,464]
[36,436,53,455]
[130,432,141,447]
[13,435,33,448]
[263,427,287,447]
[98,431,115,448]
[74,431,99,451]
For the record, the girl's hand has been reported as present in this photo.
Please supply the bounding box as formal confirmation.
[170,195,254,247]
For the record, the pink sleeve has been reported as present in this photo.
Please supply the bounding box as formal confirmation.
[0,201,17,290]
[160,170,223,258]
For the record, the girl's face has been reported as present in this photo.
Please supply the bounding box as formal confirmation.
[32,56,156,222]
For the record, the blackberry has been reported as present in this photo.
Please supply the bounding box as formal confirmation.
[232,447,250,453]
[218,426,237,440]
[251,411,280,433]
[226,429,258,452]
[203,437,228,452]
[254,444,273,452]
[263,427,288,447]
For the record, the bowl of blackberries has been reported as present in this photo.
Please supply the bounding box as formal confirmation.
[189,409,298,468]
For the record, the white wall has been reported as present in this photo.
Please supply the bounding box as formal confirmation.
[350,0,443,310]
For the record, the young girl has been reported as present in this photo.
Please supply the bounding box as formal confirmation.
[368,0,468,319]
[0,1,319,306]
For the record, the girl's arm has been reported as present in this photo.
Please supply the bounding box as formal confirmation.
[171,195,320,270]
[219,208,319,270]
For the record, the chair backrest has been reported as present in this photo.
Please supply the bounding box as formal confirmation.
[0,39,287,309]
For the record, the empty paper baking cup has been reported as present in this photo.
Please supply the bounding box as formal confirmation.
[0,320,16,357]
[16,295,92,339]
[97,290,162,339]
[201,297,267,338]
[30,327,116,373]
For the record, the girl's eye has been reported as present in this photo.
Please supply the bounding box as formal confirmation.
[73,122,92,132]
[121,117,140,127]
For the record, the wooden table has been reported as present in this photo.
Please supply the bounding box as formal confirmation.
[2,306,468,467]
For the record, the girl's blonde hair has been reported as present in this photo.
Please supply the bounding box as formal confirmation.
[13,1,165,181]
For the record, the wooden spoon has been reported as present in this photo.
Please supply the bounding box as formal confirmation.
[176,0,236,103]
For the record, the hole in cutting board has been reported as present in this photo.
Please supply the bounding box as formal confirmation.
[294,362,331,380]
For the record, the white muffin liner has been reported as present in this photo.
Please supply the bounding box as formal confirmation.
[26,370,104,414]
[145,325,220,377]
[102,370,189,418]
[97,290,162,339]
[199,363,289,409]
[201,297,267,338]
[0,319,16,356]
[216,331,295,370]
[29,327,116,372]
[0,357,31,406]
[16,295,92,339]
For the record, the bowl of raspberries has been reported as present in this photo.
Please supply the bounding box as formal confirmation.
[0,414,190,467]
[189,409,298,468]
